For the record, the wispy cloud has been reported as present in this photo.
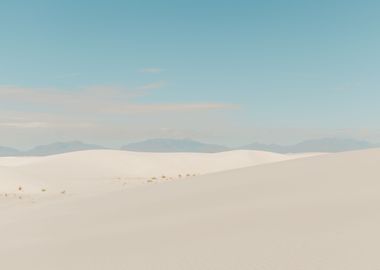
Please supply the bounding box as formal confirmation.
[139,68,163,74]
[0,121,49,128]
[54,73,81,80]
[137,81,165,91]
[0,85,238,115]
[103,102,237,114]
[0,83,239,144]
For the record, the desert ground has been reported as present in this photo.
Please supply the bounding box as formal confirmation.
[1,149,380,269]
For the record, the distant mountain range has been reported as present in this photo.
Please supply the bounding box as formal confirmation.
[0,138,379,156]
[25,141,106,156]
[0,141,106,157]
[241,138,378,153]
[124,138,379,153]
[121,138,229,153]
[0,146,21,156]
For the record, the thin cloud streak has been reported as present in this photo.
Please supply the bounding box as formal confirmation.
[139,68,163,74]
[136,81,165,91]
[103,103,238,113]
[0,85,238,114]
[0,122,49,128]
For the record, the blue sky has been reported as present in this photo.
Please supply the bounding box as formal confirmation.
[1,0,380,148]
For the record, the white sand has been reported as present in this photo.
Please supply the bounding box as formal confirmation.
[0,150,320,195]
[2,149,379,269]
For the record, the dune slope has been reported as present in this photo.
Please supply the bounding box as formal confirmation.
[0,149,319,194]
[1,149,380,269]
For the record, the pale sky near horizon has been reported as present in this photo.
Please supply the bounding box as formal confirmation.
[1,0,380,148]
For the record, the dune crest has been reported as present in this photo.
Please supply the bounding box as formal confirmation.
[0,149,379,269]
[0,150,322,195]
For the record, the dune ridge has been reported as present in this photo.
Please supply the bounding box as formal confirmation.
[0,149,321,195]
[2,149,379,269]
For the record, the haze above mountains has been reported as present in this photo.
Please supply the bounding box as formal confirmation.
[0,138,378,156]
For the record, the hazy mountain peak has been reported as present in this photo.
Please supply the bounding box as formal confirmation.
[0,137,378,157]
[122,138,230,153]
[0,146,21,157]
[25,141,106,156]
[241,137,378,153]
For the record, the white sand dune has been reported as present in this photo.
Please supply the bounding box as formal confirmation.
[0,149,320,195]
[2,149,379,269]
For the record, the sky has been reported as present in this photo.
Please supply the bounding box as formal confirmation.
[1,0,380,148]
